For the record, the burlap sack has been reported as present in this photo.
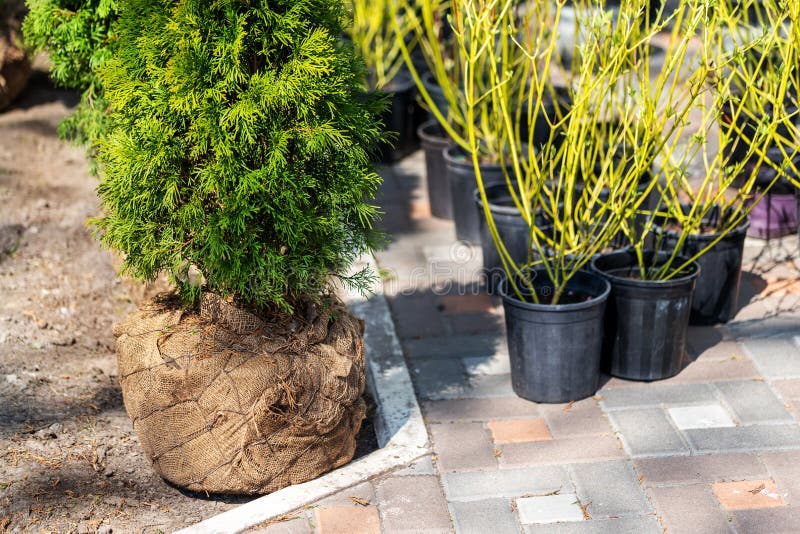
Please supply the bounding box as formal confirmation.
[113,293,366,495]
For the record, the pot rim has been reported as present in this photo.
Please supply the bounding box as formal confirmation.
[499,269,611,313]
[653,213,751,242]
[417,119,449,143]
[443,145,508,171]
[591,250,700,288]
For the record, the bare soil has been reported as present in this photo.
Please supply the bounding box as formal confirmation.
[0,60,376,533]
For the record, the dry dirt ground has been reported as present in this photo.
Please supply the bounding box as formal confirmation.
[0,60,253,533]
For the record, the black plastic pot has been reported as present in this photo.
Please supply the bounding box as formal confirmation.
[377,71,420,163]
[655,211,750,325]
[591,250,699,381]
[418,120,453,219]
[517,89,571,148]
[422,71,449,121]
[444,146,509,243]
[501,269,611,403]
[476,184,553,293]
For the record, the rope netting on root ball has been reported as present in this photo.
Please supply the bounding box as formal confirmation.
[113,293,366,495]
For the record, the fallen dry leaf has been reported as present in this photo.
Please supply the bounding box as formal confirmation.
[493,449,502,458]
[563,401,575,411]
[593,395,604,401]
[520,486,562,498]
[749,483,766,495]
[580,500,592,520]
[350,496,370,506]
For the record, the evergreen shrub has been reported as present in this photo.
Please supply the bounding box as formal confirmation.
[93,0,387,313]
[23,0,118,147]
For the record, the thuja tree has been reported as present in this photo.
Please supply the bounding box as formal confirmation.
[23,0,117,147]
[92,0,387,312]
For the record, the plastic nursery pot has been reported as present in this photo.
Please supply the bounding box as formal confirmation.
[421,71,449,121]
[655,210,749,325]
[418,120,453,219]
[500,269,611,403]
[444,145,509,243]
[591,250,700,381]
[377,70,420,163]
[476,184,553,293]
[517,88,571,148]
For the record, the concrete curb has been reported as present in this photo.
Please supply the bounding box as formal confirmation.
[176,255,429,534]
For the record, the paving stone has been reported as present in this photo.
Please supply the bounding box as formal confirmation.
[714,380,794,424]
[760,451,800,504]
[772,378,800,400]
[429,422,497,472]
[375,475,452,533]
[410,358,468,400]
[540,399,612,438]
[443,466,571,501]
[438,294,495,314]
[687,326,728,357]
[634,453,767,486]
[729,316,800,341]
[422,397,540,423]
[732,506,800,534]
[488,418,552,444]
[450,498,520,534]
[465,373,516,398]
[662,357,760,383]
[463,353,510,376]
[684,424,800,454]
[315,506,381,534]
[516,494,584,524]
[498,434,625,468]
[741,337,800,379]
[569,461,651,519]
[389,294,448,338]
[523,516,662,534]
[711,479,786,510]
[316,482,375,508]
[446,311,506,335]
[599,383,716,410]
[393,455,436,476]
[648,484,733,534]
[667,403,737,430]
[405,334,505,360]
[252,515,314,534]
[686,341,747,362]
[607,409,689,457]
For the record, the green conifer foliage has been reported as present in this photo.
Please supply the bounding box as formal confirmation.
[22,0,117,147]
[92,0,387,312]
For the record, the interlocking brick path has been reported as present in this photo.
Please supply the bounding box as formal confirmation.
[251,152,800,534]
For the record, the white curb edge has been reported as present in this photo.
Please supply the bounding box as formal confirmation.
[176,255,429,534]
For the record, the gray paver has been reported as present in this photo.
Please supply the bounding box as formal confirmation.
[634,453,767,486]
[714,380,794,424]
[733,507,800,534]
[607,408,689,457]
[443,466,570,501]
[599,383,717,410]
[648,484,733,534]
[667,404,736,429]
[465,373,516,398]
[760,451,800,504]
[540,399,612,438]
[463,353,510,376]
[376,475,452,533]
[411,358,468,400]
[684,424,800,454]
[498,435,625,468]
[741,337,800,379]
[569,461,651,518]
[251,515,314,534]
[523,516,661,534]
[516,494,584,524]
[450,498,519,534]
[429,423,497,472]
[422,397,540,423]
[405,334,505,360]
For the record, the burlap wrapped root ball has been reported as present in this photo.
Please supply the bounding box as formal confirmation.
[113,292,366,495]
